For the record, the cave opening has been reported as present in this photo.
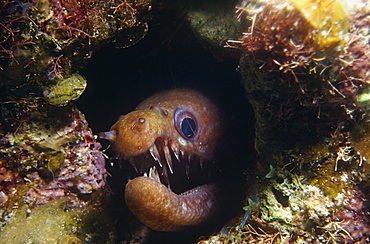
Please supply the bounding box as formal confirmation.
[77,5,255,243]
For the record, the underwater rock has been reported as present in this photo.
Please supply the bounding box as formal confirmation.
[169,0,245,51]
[0,0,152,94]
[1,0,369,243]
[0,1,153,238]
[186,2,243,48]
[198,0,370,243]
[0,99,115,243]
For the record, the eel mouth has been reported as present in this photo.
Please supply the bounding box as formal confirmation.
[126,137,220,195]
[100,89,226,232]
[122,136,223,232]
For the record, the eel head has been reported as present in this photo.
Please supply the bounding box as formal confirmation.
[100,88,223,232]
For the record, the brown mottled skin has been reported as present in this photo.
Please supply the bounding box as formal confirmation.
[125,177,219,232]
[108,89,221,160]
[100,88,223,231]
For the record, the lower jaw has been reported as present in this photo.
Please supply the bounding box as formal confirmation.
[123,138,222,232]
[124,176,220,232]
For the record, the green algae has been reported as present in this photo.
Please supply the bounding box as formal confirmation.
[0,197,116,244]
[264,165,276,179]
[45,151,66,172]
[43,73,87,107]
[1,102,78,176]
[0,184,30,226]
[172,0,244,48]
[0,99,114,242]
[350,120,370,161]
[77,208,116,244]
[0,198,82,243]
[243,198,259,212]
[14,151,65,174]
[187,9,242,47]
[311,175,343,199]
[292,0,349,55]
[296,142,331,165]
[257,169,338,234]
[357,86,370,111]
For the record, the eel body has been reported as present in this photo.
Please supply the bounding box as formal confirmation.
[100,88,223,232]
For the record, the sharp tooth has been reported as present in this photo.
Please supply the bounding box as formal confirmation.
[188,154,192,164]
[170,142,180,161]
[180,149,185,157]
[185,163,190,179]
[128,158,138,172]
[199,158,204,169]
[162,165,171,189]
[128,158,135,167]
[163,140,173,174]
[149,144,162,167]
[149,166,161,183]
[143,172,148,177]
[138,161,143,174]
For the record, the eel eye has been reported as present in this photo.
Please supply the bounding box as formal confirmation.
[174,109,198,140]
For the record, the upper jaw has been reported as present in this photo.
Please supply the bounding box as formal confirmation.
[126,137,219,194]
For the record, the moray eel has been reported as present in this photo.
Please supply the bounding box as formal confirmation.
[100,88,223,232]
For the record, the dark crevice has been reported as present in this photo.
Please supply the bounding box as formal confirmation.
[77,4,255,244]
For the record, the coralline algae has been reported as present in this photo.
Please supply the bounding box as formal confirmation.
[0,100,114,243]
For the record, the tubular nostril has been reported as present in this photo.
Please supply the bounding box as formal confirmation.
[99,130,116,141]
[149,106,168,116]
